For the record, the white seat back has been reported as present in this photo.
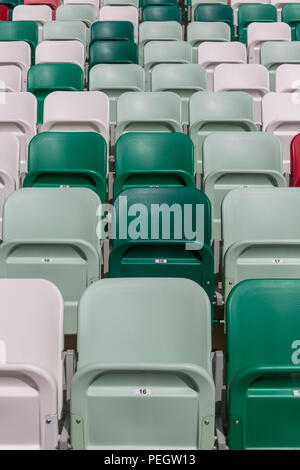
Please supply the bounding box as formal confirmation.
[13,5,52,41]
[276,64,300,92]
[0,42,31,91]
[247,22,291,64]
[35,40,85,69]
[0,65,22,92]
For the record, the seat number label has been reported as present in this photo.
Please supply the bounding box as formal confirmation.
[155,259,167,264]
[40,258,53,263]
[272,258,283,264]
[293,390,300,397]
[135,388,151,396]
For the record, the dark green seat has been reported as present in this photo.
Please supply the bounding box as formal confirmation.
[141,0,178,7]
[109,187,214,302]
[194,4,234,40]
[23,132,107,202]
[142,5,182,23]
[89,40,138,69]
[114,132,195,198]
[296,22,300,41]
[27,63,84,124]
[282,4,300,40]
[238,4,277,43]
[0,20,38,62]
[227,279,300,450]
[91,21,134,44]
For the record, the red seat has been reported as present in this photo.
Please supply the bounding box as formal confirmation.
[291,134,300,186]
[24,0,60,19]
[0,4,9,21]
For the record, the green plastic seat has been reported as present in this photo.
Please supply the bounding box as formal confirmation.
[296,22,300,41]
[203,132,286,241]
[191,0,227,18]
[23,132,107,202]
[43,20,88,55]
[90,21,134,44]
[282,4,300,40]
[222,187,300,300]
[261,41,300,90]
[151,63,206,124]
[187,22,231,63]
[114,132,195,197]
[56,4,96,28]
[142,0,178,6]
[194,5,234,40]
[227,279,300,450]
[139,20,182,64]
[189,91,257,175]
[0,20,38,63]
[0,188,101,334]
[109,187,214,302]
[142,5,182,23]
[27,63,84,125]
[89,40,138,69]
[71,277,215,450]
[238,4,277,44]
[89,64,145,125]
[104,0,139,6]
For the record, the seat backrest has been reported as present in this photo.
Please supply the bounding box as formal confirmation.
[13,4,52,23]
[282,3,300,38]
[139,20,182,48]
[152,63,206,92]
[247,22,291,64]
[187,21,231,46]
[142,5,182,23]
[0,20,38,61]
[89,40,138,67]
[99,6,139,42]
[91,20,134,42]
[0,41,31,90]
[214,63,269,92]
[231,0,267,24]
[275,64,300,92]
[238,4,277,43]
[144,40,192,70]
[56,4,97,27]
[0,64,22,91]
[89,63,145,91]
[43,20,87,46]
[194,5,234,39]
[261,40,300,69]
[35,40,85,69]
[0,4,9,21]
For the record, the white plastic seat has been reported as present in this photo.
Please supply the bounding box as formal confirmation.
[13,5,52,41]
[35,40,85,69]
[43,20,88,60]
[0,65,22,92]
[198,42,247,90]
[0,42,31,91]
[214,64,269,126]
[231,0,267,25]
[262,92,300,174]
[0,92,36,174]
[0,279,63,449]
[187,22,231,63]
[41,91,109,145]
[99,6,139,43]
[247,22,291,64]
[276,64,300,92]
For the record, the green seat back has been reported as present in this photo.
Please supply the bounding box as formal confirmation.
[282,3,300,40]
[23,132,107,202]
[226,279,300,450]
[238,4,277,43]
[89,40,138,68]
[0,20,38,62]
[296,22,300,41]
[114,132,195,197]
[27,64,84,124]
[139,20,182,47]
[142,5,182,22]
[194,5,234,40]
[91,21,134,43]
[56,4,96,27]
[43,20,87,46]
[261,41,300,90]
[142,0,178,6]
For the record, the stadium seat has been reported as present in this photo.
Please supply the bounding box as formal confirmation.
[0,21,38,63]
[0,92,36,173]
[99,6,139,42]
[142,0,178,6]
[13,5,52,41]
[35,40,85,70]
[27,64,84,125]
[198,42,246,90]
[71,278,215,450]
[0,4,9,21]
[90,20,134,43]
[231,0,267,25]
[89,40,138,68]
[114,132,195,197]
[261,41,300,90]
[151,64,206,124]
[23,132,107,202]
[190,91,257,175]
[222,187,300,299]
[56,4,97,29]
[139,21,182,64]
[226,279,300,450]
[214,64,269,125]
[64,0,99,12]
[0,135,19,236]
[270,0,300,21]
[43,20,88,59]
[41,91,110,146]
[0,65,22,91]
[282,3,300,40]
[24,0,60,20]
[194,5,234,40]
[262,92,300,173]
[203,132,286,240]
[187,22,231,63]
[191,0,227,19]
[89,64,145,124]
[142,5,182,23]
[105,0,138,6]
[0,278,64,449]
[291,133,300,187]
[238,4,277,43]
[115,91,182,141]
[247,22,291,64]
[0,187,101,334]
[275,64,300,92]
[295,22,300,41]
[109,187,214,302]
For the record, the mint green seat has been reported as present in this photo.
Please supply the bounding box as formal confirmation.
[27,64,84,125]
[114,132,195,197]
[227,279,300,450]
[90,21,134,44]
[89,64,145,125]
[56,4,96,28]
[0,21,38,63]
[89,40,138,69]
[282,4,300,40]
[194,5,234,40]
[142,5,182,23]
[203,133,286,241]
[238,4,277,44]
[71,278,215,450]
[222,188,300,300]
[187,22,231,63]
[43,20,88,59]
[261,41,300,90]
[0,188,101,334]
[139,21,182,64]
[151,64,206,124]
[189,91,257,175]
[109,187,214,302]
[23,132,107,202]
